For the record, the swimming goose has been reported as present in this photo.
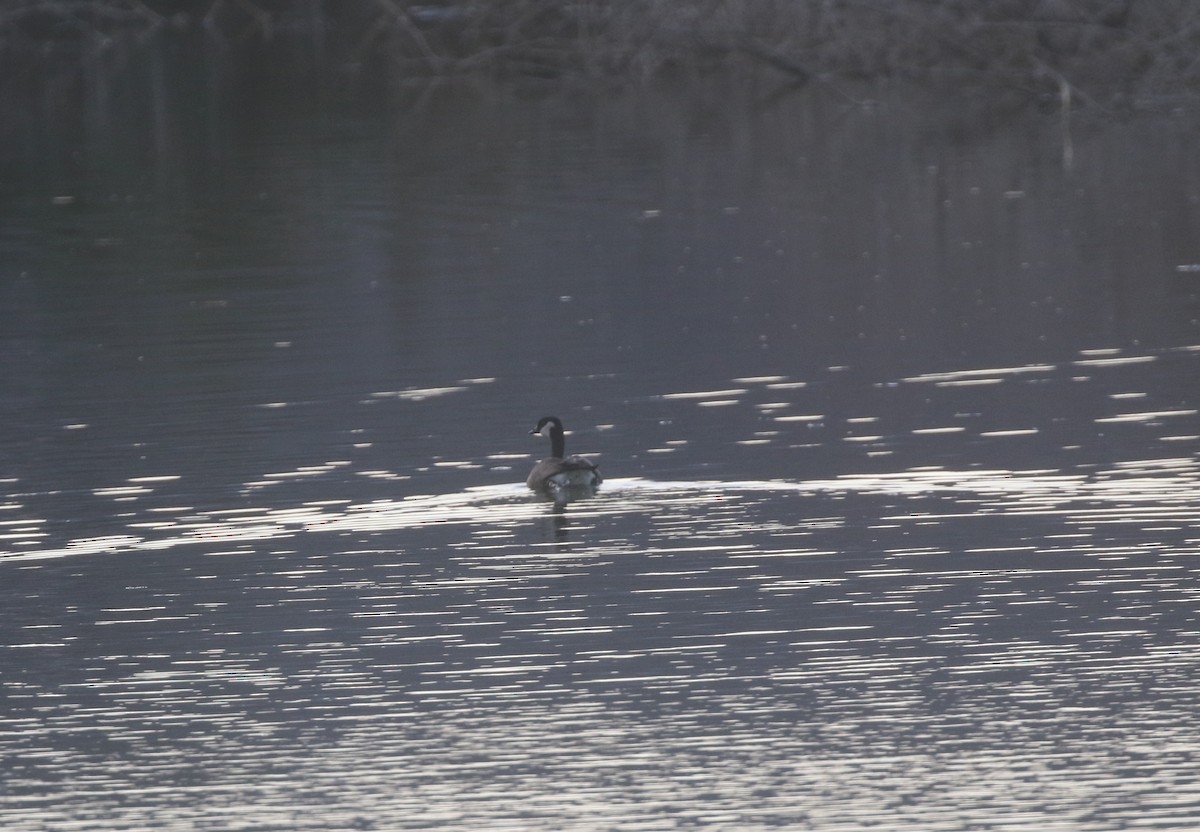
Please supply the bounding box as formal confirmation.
[527,416,601,491]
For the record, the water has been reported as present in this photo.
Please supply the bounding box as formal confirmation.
[2,71,1200,830]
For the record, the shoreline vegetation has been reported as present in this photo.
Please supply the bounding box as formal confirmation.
[2,1,1199,110]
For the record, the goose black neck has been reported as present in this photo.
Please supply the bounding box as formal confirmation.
[549,424,565,459]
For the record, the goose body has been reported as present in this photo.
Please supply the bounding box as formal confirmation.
[527,416,601,491]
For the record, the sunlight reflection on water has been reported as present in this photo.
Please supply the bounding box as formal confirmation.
[5,458,1199,565]
[3,448,1200,828]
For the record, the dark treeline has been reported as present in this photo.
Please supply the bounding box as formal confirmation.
[2,0,1200,107]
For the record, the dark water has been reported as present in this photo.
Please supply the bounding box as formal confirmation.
[2,72,1200,830]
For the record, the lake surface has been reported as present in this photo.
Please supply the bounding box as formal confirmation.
[2,67,1200,830]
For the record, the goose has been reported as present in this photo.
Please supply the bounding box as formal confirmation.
[527,416,602,491]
